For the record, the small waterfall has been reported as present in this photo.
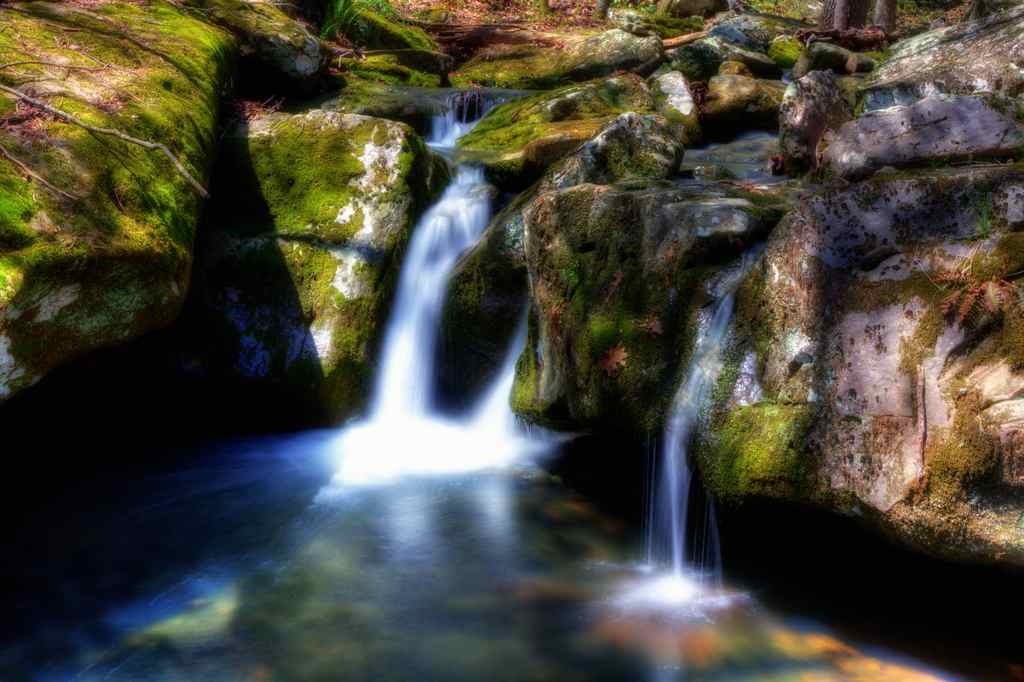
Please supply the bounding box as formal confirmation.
[648,249,762,585]
[329,91,545,487]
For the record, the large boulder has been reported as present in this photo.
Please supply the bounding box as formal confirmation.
[611,9,705,38]
[450,30,663,90]
[0,1,234,402]
[708,13,810,52]
[701,166,1024,567]
[863,6,1024,109]
[701,75,786,138]
[779,71,852,173]
[182,111,447,420]
[667,36,783,81]
[456,75,657,190]
[189,0,326,89]
[822,95,1024,180]
[650,71,702,144]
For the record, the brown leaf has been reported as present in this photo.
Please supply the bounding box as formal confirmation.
[599,344,628,377]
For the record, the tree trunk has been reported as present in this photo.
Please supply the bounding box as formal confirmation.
[594,0,611,20]
[873,0,896,33]
[819,0,869,29]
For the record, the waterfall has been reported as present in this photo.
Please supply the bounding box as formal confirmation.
[328,92,545,487]
[647,248,762,587]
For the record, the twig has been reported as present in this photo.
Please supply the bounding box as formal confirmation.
[0,83,208,198]
[0,143,79,201]
[0,60,105,72]
[662,30,708,50]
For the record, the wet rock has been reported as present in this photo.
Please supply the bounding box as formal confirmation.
[650,70,702,144]
[701,75,786,138]
[823,95,1024,180]
[703,165,1024,567]
[456,75,656,190]
[667,36,782,80]
[778,71,852,173]
[863,6,1024,108]
[657,0,726,19]
[185,111,448,420]
[791,41,876,79]
[981,399,1024,486]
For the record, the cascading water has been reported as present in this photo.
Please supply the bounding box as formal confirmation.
[329,91,546,487]
[619,249,761,612]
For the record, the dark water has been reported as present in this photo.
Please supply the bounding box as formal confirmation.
[0,432,982,682]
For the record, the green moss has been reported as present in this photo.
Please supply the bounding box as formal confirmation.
[650,15,704,38]
[449,44,570,90]
[925,391,998,502]
[767,36,802,70]
[703,402,817,503]
[347,8,438,51]
[337,55,441,87]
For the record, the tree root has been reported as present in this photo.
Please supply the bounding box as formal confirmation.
[0,83,209,197]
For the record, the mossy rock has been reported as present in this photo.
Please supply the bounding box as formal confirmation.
[456,75,656,190]
[336,54,442,88]
[347,8,439,52]
[450,29,664,90]
[319,78,451,134]
[767,35,802,69]
[0,1,236,402]
[183,110,448,421]
[701,402,817,502]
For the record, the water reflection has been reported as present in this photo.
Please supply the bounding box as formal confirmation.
[2,435,961,682]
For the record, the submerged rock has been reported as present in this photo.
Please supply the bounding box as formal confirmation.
[456,75,657,190]
[702,166,1024,567]
[778,71,852,173]
[184,111,447,420]
[0,1,234,403]
[823,95,1024,180]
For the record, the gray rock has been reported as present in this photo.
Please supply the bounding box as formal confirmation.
[864,6,1024,108]
[565,29,665,81]
[651,70,702,143]
[709,13,809,52]
[779,70,852,173]
[823,95,1024,180]
[701,74,786,137]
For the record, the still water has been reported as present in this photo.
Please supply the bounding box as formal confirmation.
[2,433,963,682]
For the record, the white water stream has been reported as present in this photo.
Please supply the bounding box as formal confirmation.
[329,93,546,487]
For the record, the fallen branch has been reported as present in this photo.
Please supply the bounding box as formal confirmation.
[662,30,708,50]
[0,83,208,197]
[795,26,890,50]
[0,142,79,201]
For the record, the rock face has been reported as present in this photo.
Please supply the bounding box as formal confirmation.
[184,111,447,420]
[779,71,852,173]
[657,0,726,19]
[701,75,786,138]
[191,0,326,88]
[823,96,1024,180]
[456,75,657,190]
[700,166,1024,567]
[450,30,663,90]
[0,1,235,402]
[863,6,1024,108]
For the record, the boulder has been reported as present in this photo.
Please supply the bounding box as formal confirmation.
[709,13,810,52]
[702,165,1024,567]
[0,1,234,402]
[667,36,783,80]
[450,30,663,90]
[767,35,803,69]
[183,111,447,420]
[189,0,326,89]
[791,41,876,79]
[822,95,1024,180]
[456,75,656,190]
[778,70,852,173]
[719,60,753,76]
[657,0,727,19]
[650,71,702,144]
[320,79,452,134]
[863,6,1024,109]
[701,75,786,138]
